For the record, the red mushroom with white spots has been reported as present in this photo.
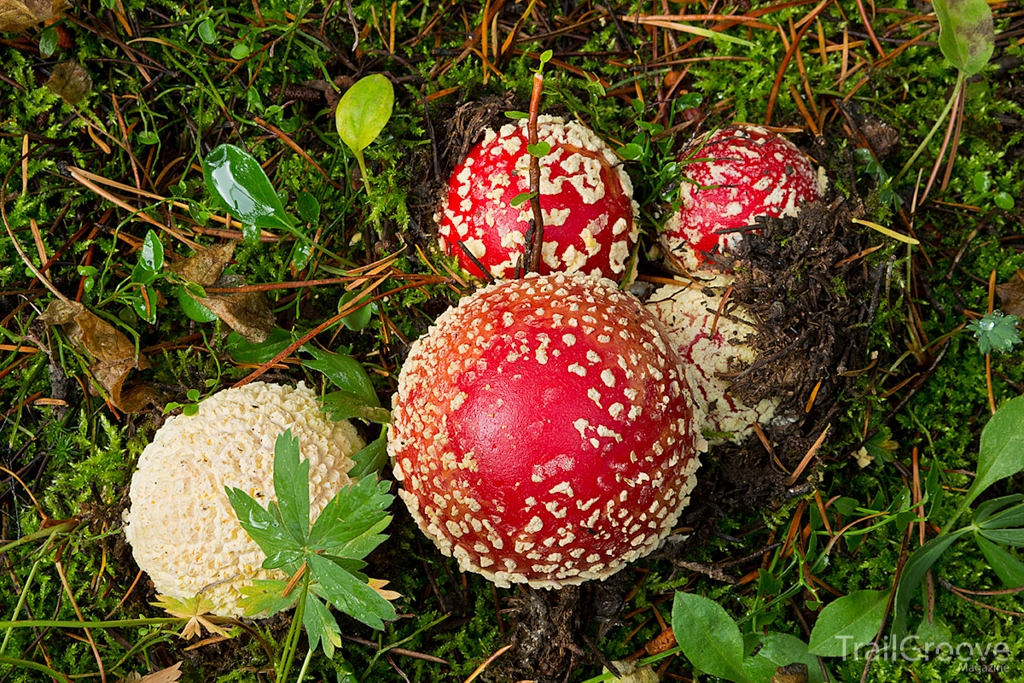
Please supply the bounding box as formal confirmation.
[437,116,639,281]
[388,273,704,588]
[661,124,826,273]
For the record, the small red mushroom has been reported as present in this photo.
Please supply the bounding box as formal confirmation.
[661,124,825,273]
[388,273,704,588]
[437,116,639,281]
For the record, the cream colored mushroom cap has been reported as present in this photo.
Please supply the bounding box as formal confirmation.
[124,381,363,617]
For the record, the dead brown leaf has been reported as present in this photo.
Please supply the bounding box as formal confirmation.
[996,270,1024,319]
[118,661,182,683]
[0,0,67,32]
[168,241,236,287]
[40,300,156,412]
[187,273,275,343]
[44,60,92,105]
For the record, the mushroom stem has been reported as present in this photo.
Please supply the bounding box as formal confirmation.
[526,71,545,274]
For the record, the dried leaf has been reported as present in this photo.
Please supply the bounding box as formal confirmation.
[40,300,155,412]
[996,271,1024,319]
[168,241,237,287]
[44,60,92,106]
[0,0,67,32]
[189,273,275,343]
[152,595,231,641]
[368,578,402,602]
[117,661,183,683]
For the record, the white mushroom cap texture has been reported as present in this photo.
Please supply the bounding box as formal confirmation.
[124,382,363,617]
[646,277,780,443]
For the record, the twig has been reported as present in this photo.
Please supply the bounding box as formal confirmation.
[526,71,545,274]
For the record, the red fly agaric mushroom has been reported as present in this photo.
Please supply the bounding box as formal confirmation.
[388,273,705,588]
[661,125,826,273]
[437,116,639,281]
[647,277,780,444]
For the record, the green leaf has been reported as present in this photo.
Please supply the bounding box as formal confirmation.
[975,534,1024,587]
[176,286,219,323]
[338,290,376,331]
[303,347,379,405]
[994,191,1015,210]
[347,433,388,481]
[504,111,529,119]
[744,634,825,683]
[972,494,1024,524]
[203,144,293,241]
[958,395,1024,512]
[977,528,1024,547]
[307,553,396,630]
[617,143,644,161]
[226,328,293,363]
[321,391,392,424]
[527,141,551,157]
[807,590,887,656]
[309,475,393,555]
[973,171,991,192]
[140,230,164,271]
[510,191,535,208]
[335,74,395,155]
[296,190,320,224]
[238,579,299,617]
[916,614,951,644]
[230,43,250,60]
[303,592,342,657]
[966,312,1021,355]
[272,431,310,545]
[671,592,751,683]
[979,501,1024,529]
[198,17,216,44]
[933,0,994,77]
[225,486,302,569]
[891,527,972,638]
[39,27,58,58]
[137,130,159,145]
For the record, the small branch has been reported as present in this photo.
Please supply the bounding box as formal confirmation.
[526,72,545,274]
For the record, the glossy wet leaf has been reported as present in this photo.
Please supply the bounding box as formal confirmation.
[933,0,994,77]
[303,592,342,657]
[308,475,393,553]
[334,74,394,155]
[303,347,378,405]
[296,190,320,224]
[140,230,164,272]
[527,141,551,157]
[238,579,298,617]
[224,486,299,570]
[346,434,388,481]
[307,553,396,630]
[338,290,375,331]
[39,27,57,57]
[203,144,293,239]
[176,285,218,323]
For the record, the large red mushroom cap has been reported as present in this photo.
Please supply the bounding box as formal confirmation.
[437,116,639,281]
[388,273,704,588]
[661,125,825,273]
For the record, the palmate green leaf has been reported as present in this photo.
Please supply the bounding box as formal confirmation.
[307,553,396,630]
[271,431,310,545]
[807,590,887,656]
[891,527,972,638]
[303,592,342,658]
[309,475,393,555]
[238,579,300,617]
[671,592,751,683]
[957,396,1024,514]
[967,312,1022,355]
[933,0,994,77]
[334,74,395,155]
[203,144,293,240]
[224,486,301,569]
[303,347,379,406]
[975,535,1024,587]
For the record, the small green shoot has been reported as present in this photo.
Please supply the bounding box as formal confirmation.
[966,311,1022,355]
[335,74,395,195]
